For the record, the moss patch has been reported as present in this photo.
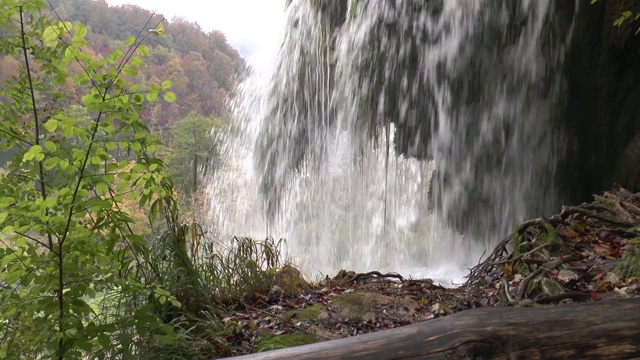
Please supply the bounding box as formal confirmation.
[256,333,317,352]
[287,303,324,322]
[330,291,366,307]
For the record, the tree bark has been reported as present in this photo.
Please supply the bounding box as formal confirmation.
[231,298,640,359]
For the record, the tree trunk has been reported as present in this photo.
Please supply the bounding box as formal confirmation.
[232,298,640,359]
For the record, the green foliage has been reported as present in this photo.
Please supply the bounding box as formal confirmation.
[617,237,640,279]
[147,219,288,356]
[199,237,285,303]
[591,0,640,32]
[168,112,224,199]
[0,2,179,357]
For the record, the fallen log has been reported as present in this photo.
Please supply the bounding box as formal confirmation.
[232,298,640,359]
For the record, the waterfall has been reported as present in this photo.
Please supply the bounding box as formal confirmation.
[202,0,575,281]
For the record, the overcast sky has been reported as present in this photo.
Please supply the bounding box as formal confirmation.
[105,0,286,56]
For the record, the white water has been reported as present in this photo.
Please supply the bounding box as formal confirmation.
[202,0,574,282]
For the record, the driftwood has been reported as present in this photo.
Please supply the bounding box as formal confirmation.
[231,298,640,359]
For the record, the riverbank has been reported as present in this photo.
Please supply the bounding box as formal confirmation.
[219,188,640,355]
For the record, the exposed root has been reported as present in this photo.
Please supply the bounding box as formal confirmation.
[345,271,406,283]
[465,187,640,306]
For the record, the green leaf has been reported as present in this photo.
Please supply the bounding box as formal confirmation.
[136,45,149,56]
[133,93,144,104]
[169,298,182,308]
[125,36,136,46]
[45,119,58,132]
[153,334,176,345]
[74,73,91,86]
[96,182,109,196]
[627,225,640,233]
[74,23,88,38]
[163,91,176,103]
[44,140,57,152]
[24,145,43,161]
[1,252,16,267]
[0,211,7,224]
[161,80,172,89]
[149,199,159,223]
[62,124,74,138]
[97,333,111,348]
[146,92,158,102]
[122,65,139,77]
[127,191,138,200]
[43,25,59,47]
[72,36,88,48]
[117,172,131,181]
[116,180,129,193]
[82,93,95,106]
[44,157,58,170]
[109,49,125,62]
[130,55,143,68]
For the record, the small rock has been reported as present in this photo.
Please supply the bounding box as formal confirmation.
[557,269,578,283]
[268,285,283,300]
[602,272,620,284]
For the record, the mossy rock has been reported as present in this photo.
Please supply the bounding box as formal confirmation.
[256,333,318,352]
[272,265,309,296]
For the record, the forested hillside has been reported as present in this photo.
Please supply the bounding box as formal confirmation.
[2,0,243,134]
[0,0,244,200]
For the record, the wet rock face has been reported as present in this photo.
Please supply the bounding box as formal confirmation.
[563,0,640,199]
[616,135,640,192]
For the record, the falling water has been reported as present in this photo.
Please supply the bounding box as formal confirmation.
[202,0,575,281]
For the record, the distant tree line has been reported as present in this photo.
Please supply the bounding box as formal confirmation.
[21,0,246,129]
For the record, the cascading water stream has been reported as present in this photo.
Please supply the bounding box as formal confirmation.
[202,0,575,282]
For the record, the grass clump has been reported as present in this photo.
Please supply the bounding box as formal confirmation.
[617,239,640,279]
[144,215,293,358]
[199,236,286,302]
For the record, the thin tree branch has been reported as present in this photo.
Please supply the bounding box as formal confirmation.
[14,231,57,253]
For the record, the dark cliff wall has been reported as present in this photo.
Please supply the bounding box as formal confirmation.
[564,0,640,200]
